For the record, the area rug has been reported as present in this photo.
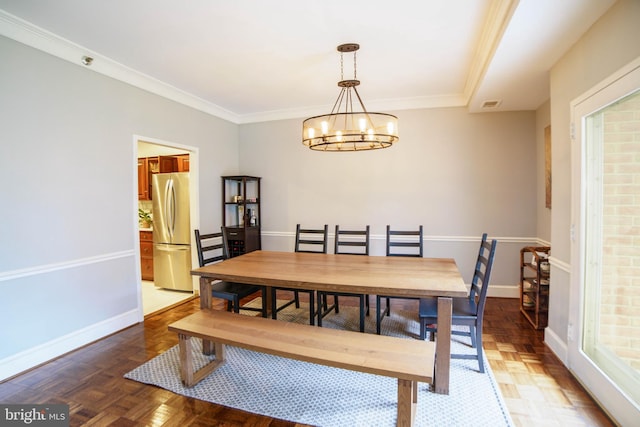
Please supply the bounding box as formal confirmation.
[125,300,513,427]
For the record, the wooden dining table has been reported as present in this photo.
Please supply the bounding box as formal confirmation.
[191,250,468,394]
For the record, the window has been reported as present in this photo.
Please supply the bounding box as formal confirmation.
[570,58,640,425]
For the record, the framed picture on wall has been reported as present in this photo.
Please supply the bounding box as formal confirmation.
[545,125,551,208]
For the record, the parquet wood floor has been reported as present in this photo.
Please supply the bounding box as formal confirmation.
[0,296,615,426]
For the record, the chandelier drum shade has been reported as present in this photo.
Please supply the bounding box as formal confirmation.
[302,43,398,151]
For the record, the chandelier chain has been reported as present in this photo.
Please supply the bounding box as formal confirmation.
[353,50,357,80]
[339,48,357,81]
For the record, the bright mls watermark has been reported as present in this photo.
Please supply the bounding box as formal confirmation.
[0,405,69,426]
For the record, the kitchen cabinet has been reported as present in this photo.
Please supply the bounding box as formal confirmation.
[140,230,154,280]
[519,246,550,329]
[139,155,186,200]
[177,154,190,172]
[137,158,149,200]
[222,175,261,257]
[159,156,178,173]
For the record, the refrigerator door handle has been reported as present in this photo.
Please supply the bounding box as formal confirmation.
[163,177,174,240]
[170,178,177,236]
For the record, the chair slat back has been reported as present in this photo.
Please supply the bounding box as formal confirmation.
[295,224,329,254]
[220,226,234,260]
[334,225,370,255]
[470,233,498,316]
[386,225,423,257]
[194,229,225,267]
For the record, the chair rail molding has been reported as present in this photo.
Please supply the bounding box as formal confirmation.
[263,230,540,245]
[0,250,135,282]
[548,255,570,274]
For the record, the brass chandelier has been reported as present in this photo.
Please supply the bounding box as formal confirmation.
[302,43,399,151]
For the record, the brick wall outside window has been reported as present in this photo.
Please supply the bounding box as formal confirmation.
[600,92,640,371]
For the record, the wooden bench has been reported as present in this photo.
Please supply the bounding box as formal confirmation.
[168,309,436,427]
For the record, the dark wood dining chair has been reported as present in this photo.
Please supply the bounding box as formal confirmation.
[376,225,424,334]
[194,228,267,317]
[317,225,370,332]
[270,224,327,325]
[418,233,497,373]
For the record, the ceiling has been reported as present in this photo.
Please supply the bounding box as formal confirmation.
[0,0,616,124]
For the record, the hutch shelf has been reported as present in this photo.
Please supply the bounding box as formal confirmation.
[222,175,261,257]
[519,246,551,330]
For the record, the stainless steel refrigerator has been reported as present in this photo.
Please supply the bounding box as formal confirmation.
[152,172,192,291]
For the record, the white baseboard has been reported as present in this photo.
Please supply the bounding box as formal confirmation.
[488,284,519,298]
[0,309,140,381]
[543,325,568,365]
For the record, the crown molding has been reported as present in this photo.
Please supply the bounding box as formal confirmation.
[237,93,468,124]
[462,0,519,103]
[0,9,241,124]
[0,7,501,125]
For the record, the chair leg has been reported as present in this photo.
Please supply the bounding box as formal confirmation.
[359,296,365,333]
[476,324,485,373]
[376,295,382,335]
[232,296,240,313]
[316,292,323,327]
[470,325,478,348]
[385,297,391,316]
[365,294,370,316]
[294,290,300,308]
[419,319,426,340]
[334,295,340,313]
[260,287,267,318]
[226,300,233,312]
[309,291,315,326]
[271,288,278,320]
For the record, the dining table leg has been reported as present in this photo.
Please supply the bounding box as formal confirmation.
[199,276,211,309]
[433,296,452,394]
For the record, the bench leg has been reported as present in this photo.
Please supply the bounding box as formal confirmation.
[202,339,214,356]
[178,333,226,387]
[397,378,417,427]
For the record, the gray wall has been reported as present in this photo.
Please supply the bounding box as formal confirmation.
[239,107,539,290]
[546,0,640,361]
[0,35,239,379]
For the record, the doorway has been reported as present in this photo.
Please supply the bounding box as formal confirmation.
[135,137,199,316]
